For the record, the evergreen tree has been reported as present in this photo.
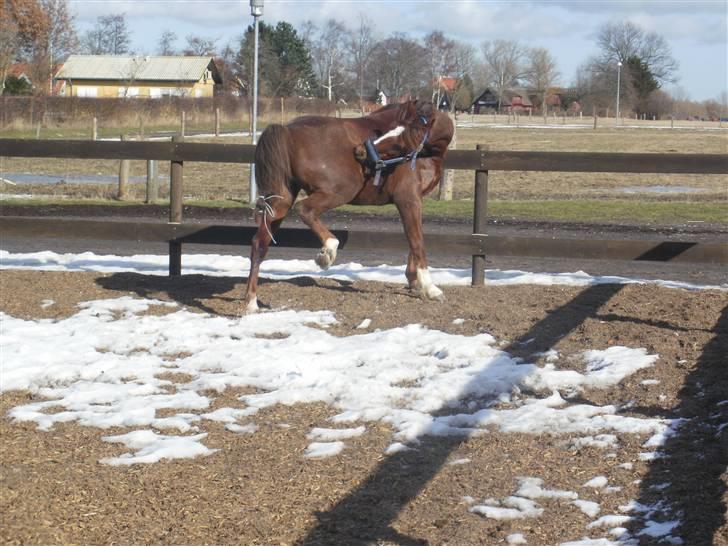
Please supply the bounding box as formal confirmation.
[238,20,316,97]
[627,54,659,113]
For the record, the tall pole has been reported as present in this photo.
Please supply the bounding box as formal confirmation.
[249,0,263,205]
[615,60,622,127]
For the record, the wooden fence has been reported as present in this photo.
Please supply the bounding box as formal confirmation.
[0,138,726,283]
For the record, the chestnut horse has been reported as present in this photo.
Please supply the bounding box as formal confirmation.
[244,101,453,312]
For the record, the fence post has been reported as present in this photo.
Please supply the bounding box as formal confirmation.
[180,110,186,137]
[92,117,98,140]
[215,107,220,137]
[169,135,184,276]
[472,144,488,286]
[438,112,456,201]
[117,135,130,200]
[146,159,158,203]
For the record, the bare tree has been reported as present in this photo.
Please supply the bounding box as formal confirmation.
[41,0,78,93]
[82,14,131,55]
[368,33,428,100]
[310,19,347,101]
[596,21,678,85]
[347,14,375,112]
[183,34,218,57]
[481,39,526,111]
[0,8,20,94]
[423,31,455,102]
[157,30,177,56]
[524,47,559,115]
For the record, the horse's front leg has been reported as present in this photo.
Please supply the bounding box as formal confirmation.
[393,187,444,302]
[295,190,357,270]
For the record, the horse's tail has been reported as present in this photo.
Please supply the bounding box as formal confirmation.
[254,124,293,197]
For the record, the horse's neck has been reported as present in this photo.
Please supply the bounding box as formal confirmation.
[364,107,401,131]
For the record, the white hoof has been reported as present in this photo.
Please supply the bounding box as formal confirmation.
[245,297,259,314]
[416,268,445,302]
[315,238,339,270]
[422,283,445,302]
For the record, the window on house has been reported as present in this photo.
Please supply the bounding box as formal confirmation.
[76,86,97,97]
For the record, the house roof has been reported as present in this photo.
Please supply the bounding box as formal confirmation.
[8,63,32,79]
[56,55,222,83]
[435,76,459,92]
[505,88,533,106]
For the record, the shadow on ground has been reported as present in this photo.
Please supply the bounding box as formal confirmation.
[300,283,627,545]
[626,305,727,545]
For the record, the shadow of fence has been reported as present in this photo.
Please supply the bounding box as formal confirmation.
[300,283,626,545]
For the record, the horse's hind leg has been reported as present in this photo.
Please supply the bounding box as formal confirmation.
[244,195,293,313]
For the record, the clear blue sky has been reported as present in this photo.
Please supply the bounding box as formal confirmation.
[69,0,727,102]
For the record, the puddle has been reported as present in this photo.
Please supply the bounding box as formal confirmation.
[0,173,167,185]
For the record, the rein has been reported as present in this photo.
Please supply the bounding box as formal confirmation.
[363,117,430,188]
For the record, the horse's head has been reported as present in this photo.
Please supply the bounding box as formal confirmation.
[422,108,454,157]
[355,100,435,163]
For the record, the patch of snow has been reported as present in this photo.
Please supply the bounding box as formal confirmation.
[356,318,372,329]
[583,476,609,488]
[507,533,528,545]
[307,426,366,441]
[100,430,215,465]
[572,499,601,518]
[571,434,618,450]
[304,441,345,458]
[587,514,633,528]
[1,250,725,291]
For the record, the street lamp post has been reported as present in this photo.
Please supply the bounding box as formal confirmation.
[249,0,263,205]
[615,60,622,127]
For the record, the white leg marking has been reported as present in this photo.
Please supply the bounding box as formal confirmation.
[417,267,444,302]
[315,238,339,270]
[373,125,404,145]
[245,297,259,314]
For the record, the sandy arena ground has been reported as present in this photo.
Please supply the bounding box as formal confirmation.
[1,268,726,545]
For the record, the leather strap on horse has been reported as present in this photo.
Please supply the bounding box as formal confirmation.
[363,127,430,190]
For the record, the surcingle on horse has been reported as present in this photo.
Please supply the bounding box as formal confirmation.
[243,100,454,313]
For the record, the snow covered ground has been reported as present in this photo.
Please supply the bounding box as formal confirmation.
[1,249,710,545]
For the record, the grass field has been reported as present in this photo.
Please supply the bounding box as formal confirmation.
[1,116,726,225]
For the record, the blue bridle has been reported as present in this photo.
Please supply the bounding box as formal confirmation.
[363,116,430,189]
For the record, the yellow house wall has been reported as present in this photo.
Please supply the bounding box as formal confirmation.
[64,78,215,98]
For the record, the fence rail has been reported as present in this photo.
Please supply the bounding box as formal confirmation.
[1,138,726,281]
[1,139,726,174]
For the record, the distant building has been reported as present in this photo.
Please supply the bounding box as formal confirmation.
[433,76,458,111]
[471,88,541,114]
[55,55,222,98]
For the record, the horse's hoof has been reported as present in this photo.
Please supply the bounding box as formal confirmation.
[315,239,339,270]
[421,284,445,302]
[244,297,259,314]
[315,249,333,270]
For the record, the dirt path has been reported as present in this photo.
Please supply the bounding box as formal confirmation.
[1,269,726,545]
